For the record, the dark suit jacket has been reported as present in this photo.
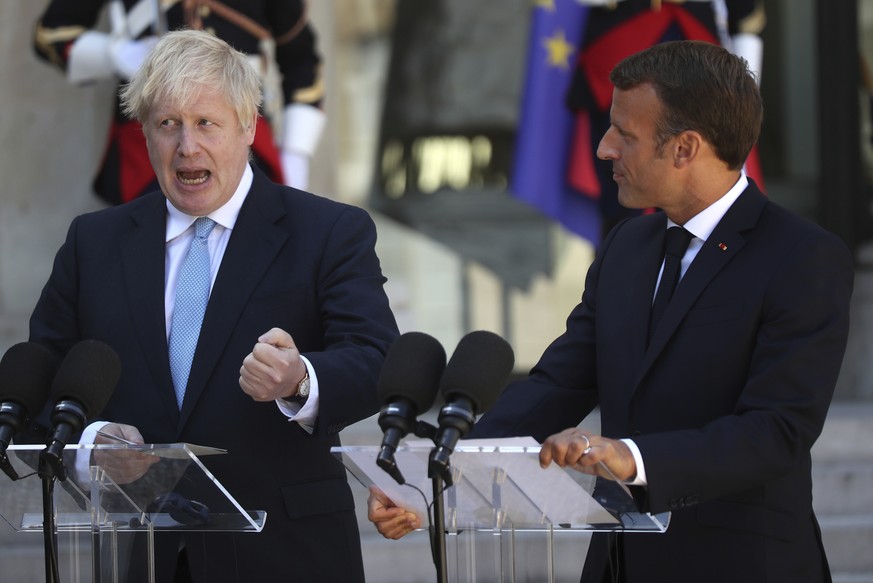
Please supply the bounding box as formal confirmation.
[472,182,853,583]
[29,167,399,582]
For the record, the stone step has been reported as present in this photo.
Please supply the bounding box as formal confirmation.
[833,575,873,583]
[811,403,873,465]
[813,461,873,515]
[819,514,873,573]
[0,538,59,583]
[811,402,873,582]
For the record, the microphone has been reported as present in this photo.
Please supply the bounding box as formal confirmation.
[376,332,446,485]
[0,342,59,480]
[41,340,121,479]
[429,331,514,485]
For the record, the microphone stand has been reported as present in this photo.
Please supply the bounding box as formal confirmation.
[0,453,20,481]
[413,421,449,583]
[37,450,65,583]
[427,469,449,583]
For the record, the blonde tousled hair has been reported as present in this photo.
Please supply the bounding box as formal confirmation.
[120,29,262,129]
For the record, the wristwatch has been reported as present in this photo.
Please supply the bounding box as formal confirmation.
[296,371,310,399]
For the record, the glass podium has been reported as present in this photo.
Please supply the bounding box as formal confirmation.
[1,444,265,583]
[333,438,669,583]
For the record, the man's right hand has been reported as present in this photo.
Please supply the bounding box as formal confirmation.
[93,423,159,484]
[367,485,421,540]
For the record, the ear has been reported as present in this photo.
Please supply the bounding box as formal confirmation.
[243,114,258,146]
[673,130,703,168]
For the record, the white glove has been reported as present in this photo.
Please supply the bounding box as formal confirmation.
[281,104,326,190]
[67,32,115,84]
[730,33,763,86]
[109,36,158,80]
[281,150,311,190]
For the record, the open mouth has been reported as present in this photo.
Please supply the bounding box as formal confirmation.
[177,170,210,185]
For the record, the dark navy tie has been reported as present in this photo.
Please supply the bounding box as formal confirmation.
[649,226,693,339]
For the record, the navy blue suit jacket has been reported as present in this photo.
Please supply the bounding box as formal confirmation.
[29,167,399,582]
[473,182,853,583]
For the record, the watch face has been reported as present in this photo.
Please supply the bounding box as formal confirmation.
[298,377,310,398]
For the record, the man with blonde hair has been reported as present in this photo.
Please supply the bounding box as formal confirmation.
[34,0,325,203]
[30,30,398,582]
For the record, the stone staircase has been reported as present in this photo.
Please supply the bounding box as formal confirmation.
[812,402,873,583]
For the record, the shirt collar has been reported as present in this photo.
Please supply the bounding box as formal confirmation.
[165,163,254,242]
[668,171,748,241]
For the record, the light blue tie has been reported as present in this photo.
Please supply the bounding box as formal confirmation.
[168,217,216,408]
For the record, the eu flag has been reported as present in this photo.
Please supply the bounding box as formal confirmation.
[511,0,599,244]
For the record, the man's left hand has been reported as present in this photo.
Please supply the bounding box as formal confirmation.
[239,327,307,402]
[539,427,637,482]
[367,485,421,539]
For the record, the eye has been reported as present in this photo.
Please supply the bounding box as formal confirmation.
[616,127,634,142]
[159,118,178,128]
[198,119,214,127]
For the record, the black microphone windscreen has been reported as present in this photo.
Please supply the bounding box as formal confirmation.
[439,331,514,413]
[377,332,446,413]
[50,340,121,418]
[0,342,58,414]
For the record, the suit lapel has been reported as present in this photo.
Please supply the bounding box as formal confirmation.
[634,185,768,389]
[178,172,289,428]
[627,216,668,369]
[120,197,181,423]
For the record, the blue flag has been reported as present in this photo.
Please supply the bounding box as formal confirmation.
[511,0,599,244]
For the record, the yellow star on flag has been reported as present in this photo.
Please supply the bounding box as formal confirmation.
[534,0,555,9]
[543,29,575,70]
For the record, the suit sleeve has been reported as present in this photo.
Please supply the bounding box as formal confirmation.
[33,0,107,71]
[266,0,323,107]
[302,206,398,437]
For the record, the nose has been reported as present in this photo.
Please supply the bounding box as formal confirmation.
[177,125,200,157]
[596,127,617,161]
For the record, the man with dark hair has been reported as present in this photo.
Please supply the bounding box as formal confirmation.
[609,39,763,169]
[370,40,852,583]
[565,0,766,239]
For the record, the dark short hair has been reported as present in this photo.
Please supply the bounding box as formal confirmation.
[610,40,762,170]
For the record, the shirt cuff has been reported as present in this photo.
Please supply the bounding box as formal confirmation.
[275,355,318,434]
[74,420,111,483]
[620,438,648,486]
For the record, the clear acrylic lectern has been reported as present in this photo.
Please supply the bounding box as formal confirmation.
[333,438,669,583]
[1,444,265,583]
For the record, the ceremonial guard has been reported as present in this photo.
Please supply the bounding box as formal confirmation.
[566,0,766,237]
[34,0,325,203]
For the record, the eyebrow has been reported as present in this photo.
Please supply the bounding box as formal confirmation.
[611,120,632,138]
